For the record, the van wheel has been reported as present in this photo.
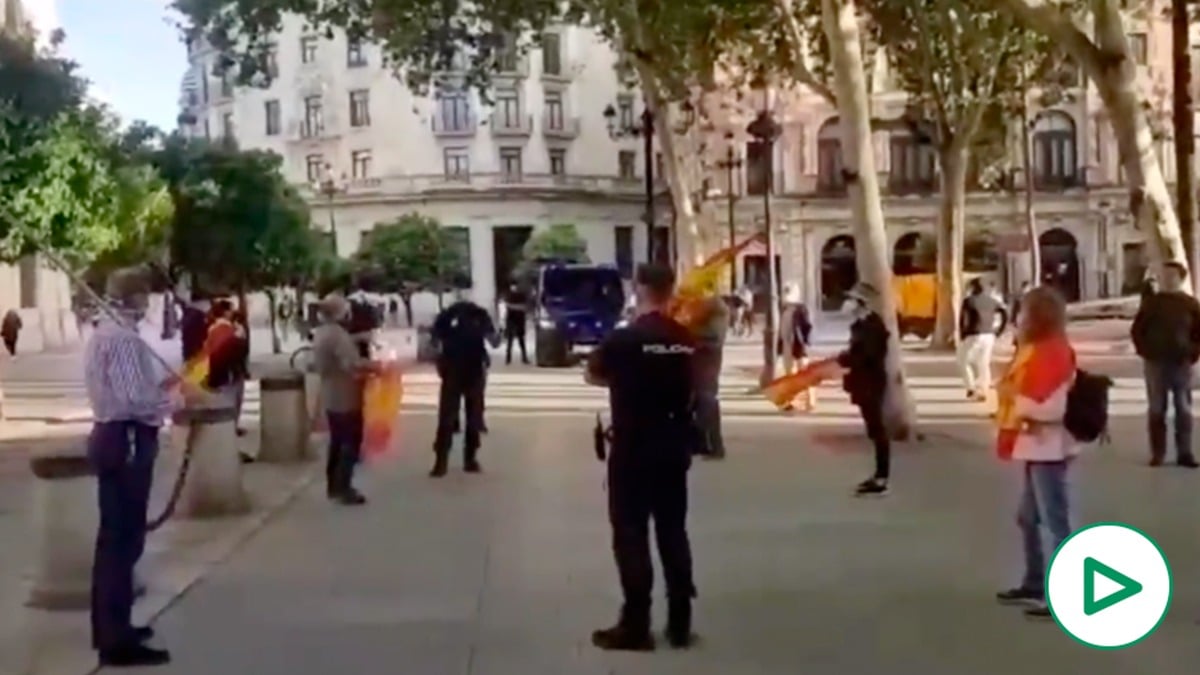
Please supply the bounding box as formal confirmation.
[535,328,569,368]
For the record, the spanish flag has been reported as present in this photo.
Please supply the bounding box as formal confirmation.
[995,334,1075,459]
[669,233,765,330]
[760,357,842,409]
[181,318,238,389]
[363,362,404,459]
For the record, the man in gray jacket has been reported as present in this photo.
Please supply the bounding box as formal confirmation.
[312,294,377,504]
[694,295,728,458]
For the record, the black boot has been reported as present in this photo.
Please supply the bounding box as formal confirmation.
[98,644,171,667]
[464,450,482,473]
[665,598,695,648]
[430,452,449,478]
[592,604,655,652]
[1175,416,1196,467]
[1149,415,1167,466]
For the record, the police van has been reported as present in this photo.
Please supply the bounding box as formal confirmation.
[532,262,625,367]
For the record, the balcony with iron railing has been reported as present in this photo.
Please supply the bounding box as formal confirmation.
[490,112,534,137]
[431,110,478,138]
[287,115,340,142]
[298,172,647,199]
[541,113,580,140]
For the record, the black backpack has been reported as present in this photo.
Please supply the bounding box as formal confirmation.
[1064,370,1114,443]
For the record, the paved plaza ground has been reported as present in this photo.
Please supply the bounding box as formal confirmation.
[119,414,1197,675]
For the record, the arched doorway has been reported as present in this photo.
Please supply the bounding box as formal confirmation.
[821,235,857,311]
[892,232,935,275]
[1039,228,1081,302]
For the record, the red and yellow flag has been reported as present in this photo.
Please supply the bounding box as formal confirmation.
[995,334,1075,459]
[668,233,765,331]
[362,364,404,459]
[181,319,238,389]
[760,357,842,410]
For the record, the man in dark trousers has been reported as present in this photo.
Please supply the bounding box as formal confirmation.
[178,296,209,363]
[83,268,176,667]
[1131,260,1200,468]
[430,298,499,477]
[838,283,892,496]
[2,308,21,356]
[585,262,699,651]
[693,293,727,458]
[502,282,530,365]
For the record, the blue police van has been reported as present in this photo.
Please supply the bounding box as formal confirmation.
[532,262,626,367]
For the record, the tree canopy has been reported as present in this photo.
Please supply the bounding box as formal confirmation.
[355,213,469,294]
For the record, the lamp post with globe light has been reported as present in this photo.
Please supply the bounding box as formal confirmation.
[746,74,782,386]
[313,163,348,256]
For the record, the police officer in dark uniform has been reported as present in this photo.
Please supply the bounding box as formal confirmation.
[585,262,699,651]
[430,298,499,477]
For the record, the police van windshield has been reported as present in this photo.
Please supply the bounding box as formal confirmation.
[541,268,624,312]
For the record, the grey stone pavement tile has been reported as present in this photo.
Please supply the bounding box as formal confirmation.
[138,415,1196,675]
[0,427,319,675]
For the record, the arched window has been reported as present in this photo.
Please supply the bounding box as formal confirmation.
[888,129,936,194]
[817,118,844,194]
[1032,111,1078,190]
[820,235,857,310]
[964,231,1000,273]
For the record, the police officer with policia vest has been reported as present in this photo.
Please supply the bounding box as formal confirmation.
[430,298,499,477]
[585,262,699,651]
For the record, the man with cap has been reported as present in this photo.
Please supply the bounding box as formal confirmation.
[84,266,177,666]
[836,282,892,496]
[692,283,728,459]
[312,293,378,504]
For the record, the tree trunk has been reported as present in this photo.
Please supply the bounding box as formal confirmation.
[400,292,414,327]
[266,289,281,354]
[820,0,919,439]
[999,0,1189,286]
[931,144,968,350]
[1020,97,1041,284]
[1172,0,1196,289]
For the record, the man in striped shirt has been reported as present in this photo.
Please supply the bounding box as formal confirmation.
[84,268,175,667]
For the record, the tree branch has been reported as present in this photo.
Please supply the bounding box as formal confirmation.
[776,0,837,104]
[995,0,1106,76]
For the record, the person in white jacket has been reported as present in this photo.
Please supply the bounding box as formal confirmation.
[993,285,1078,618]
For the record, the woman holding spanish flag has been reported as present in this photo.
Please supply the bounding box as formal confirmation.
[994,285,1077,618]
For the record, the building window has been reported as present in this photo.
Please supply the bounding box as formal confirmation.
[306,154,324,182]
[437,93,471,131]
[496,33,519,72]
[1033,111,1078,189]
[444,147,470,179]
[817,119,844,193]
[888,132,936,193]
[349,89,371,127]
[617,96,634,131]
[746,142,771,195]
[542,32,562,75]
[618,150,636,179]
[264,100,281,136]
[221,112,234,140]
[347,38,366,67]
[301,35,318,64]
[303,96,323,137]
[351,150,371,179]
[264,46,279,78]
[496,90,521,127]
[500,147,523,181]
[220,74,233,97]
[615,226,634,278]
[1127,33,1147,65]
[544,90,564,130]
[549,148,566,175]
[443,226,474,289]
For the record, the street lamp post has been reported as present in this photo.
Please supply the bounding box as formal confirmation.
[314,163,347,256]
[716,131,743,293]
[605,104,657,262]
[746,83,782,387]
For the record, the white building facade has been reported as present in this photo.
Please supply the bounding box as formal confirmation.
[179,20,664,318]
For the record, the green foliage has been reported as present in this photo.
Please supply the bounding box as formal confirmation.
[522,223,589,264]
[354,213,469,294]
[171,0,791,110]
[152,134,315,293]
[0,31,128,264]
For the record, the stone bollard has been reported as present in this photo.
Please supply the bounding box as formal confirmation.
[258,372,311,463]
[26,452,96,610]
[171,403,249,518]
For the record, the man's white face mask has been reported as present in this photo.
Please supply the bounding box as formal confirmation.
[852,301,871,319]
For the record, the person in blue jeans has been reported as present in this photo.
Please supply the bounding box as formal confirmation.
[994,286,1078,618]
[1131,261,1200,468]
